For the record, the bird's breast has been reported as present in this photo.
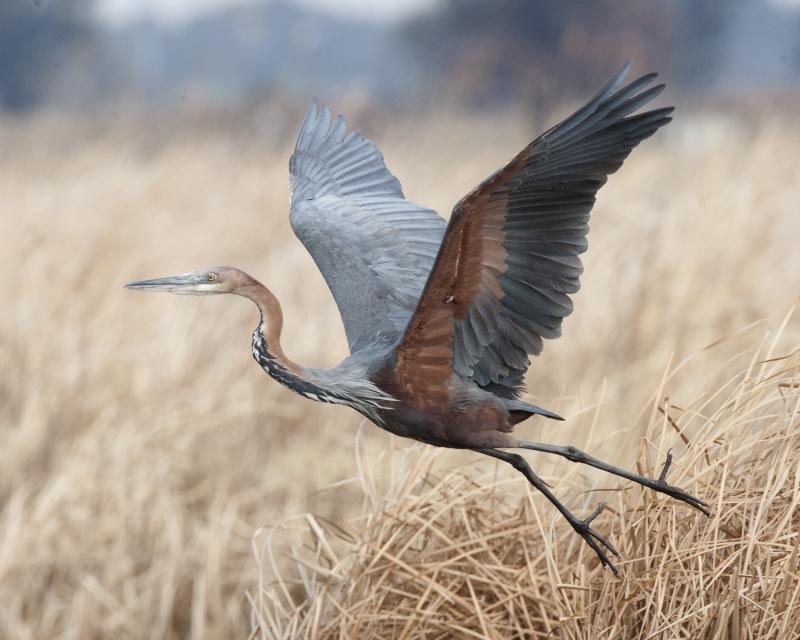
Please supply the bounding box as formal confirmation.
[370,372,515,449]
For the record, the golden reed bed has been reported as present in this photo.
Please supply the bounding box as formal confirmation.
[253,314,800,638]
[0,103,798,638]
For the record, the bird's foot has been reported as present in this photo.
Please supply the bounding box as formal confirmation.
[650,451,711,516]
[569,502,620,576]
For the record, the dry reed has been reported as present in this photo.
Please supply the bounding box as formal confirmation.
[0,101,798,638]
[252,313,800,639]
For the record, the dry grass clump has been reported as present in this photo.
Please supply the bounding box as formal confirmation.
[0,101,799,637]
[253,319,800,639]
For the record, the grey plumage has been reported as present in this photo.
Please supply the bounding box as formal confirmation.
[252,324,394,425]
[448,62,674,398]
[289,100,446,353]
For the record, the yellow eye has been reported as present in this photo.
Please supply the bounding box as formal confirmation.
[207,273,217,281]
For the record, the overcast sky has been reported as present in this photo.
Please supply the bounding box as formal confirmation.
[97,0,436,25]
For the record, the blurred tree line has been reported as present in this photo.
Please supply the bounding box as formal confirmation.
[0,0,96,111]
[404,0,748,106]
[0,0,798,113]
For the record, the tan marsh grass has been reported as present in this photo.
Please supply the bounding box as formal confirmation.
[252,314,800,638]
[0,102,798,638]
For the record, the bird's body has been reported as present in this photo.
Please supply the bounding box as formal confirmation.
[126,63,708,574]
[245,272,554,449]
[248,286,525,448]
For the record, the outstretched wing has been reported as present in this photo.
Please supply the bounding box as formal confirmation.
[394,64,673,402]
[289,100,446,353]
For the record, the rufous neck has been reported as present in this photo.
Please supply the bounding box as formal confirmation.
[237,280,299,372]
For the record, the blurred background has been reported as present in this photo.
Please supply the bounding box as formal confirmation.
[1,1,799,638]
[3,0,800,110]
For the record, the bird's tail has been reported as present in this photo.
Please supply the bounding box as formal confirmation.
[505,399,563,424]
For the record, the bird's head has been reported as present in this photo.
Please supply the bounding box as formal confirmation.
[124,266,251,296]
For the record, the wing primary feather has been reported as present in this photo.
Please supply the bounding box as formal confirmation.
[394,64,672,399]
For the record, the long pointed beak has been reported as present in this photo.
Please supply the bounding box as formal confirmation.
[123,274,194,292]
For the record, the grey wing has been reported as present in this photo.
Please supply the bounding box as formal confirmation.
[289,100,446,353]
[451,64,673,398]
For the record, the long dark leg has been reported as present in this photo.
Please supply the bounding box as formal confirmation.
[477,448,621,575]
[513,442,710,516]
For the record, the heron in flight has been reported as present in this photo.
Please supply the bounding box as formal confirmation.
[126,64,708,574]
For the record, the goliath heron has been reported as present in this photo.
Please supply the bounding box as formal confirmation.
[125,63,708,574]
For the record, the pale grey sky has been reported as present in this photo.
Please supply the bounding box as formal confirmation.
[97,0,436,25]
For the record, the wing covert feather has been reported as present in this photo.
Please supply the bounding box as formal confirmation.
[289,101,446,352]
[394,64,673,399]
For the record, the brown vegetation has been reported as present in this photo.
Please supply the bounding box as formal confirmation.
[0,103,798,638]
[254,320,800,638]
